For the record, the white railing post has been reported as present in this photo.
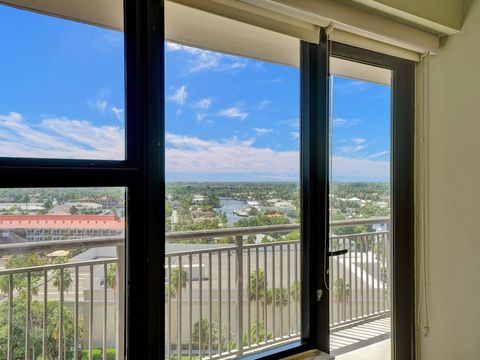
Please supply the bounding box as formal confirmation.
[116,245,125,360]
[235,235,243,356]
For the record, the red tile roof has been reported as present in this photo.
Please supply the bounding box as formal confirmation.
[0,215,125,230]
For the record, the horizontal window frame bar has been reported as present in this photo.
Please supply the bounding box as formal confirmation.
[0,167,137,188]
[0,157,135,169]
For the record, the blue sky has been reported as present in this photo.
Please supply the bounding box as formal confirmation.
[0,5,390,181]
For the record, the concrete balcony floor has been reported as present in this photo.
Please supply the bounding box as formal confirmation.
[331,317,391,360]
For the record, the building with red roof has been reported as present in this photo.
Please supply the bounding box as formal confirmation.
[0,215,125,242]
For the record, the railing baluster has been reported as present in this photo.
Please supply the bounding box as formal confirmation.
[271,245,275,340]
[382,232,386,312]
[199,254,203,360]
[336,239,340,324]
[360,237,364,318]
[366,236,370,316]
[59,269,64,360]
[255,247,259,345]
[353,237,358,319]
[43,271,48,360]
[287,243,291,335]
[343,238,347,322]
[294,243,298,333]
[209,253,213,358]
[168,256,172,359]
[376,234,380,315]
[103,264,107,360]
[178,256,183,360]
[235,235,243,356]
[7,274,12,360]
[247,247,251,348]
[189,254,193,360]
[227,250,231,353]
[349,238,352,321]
[74,267,79,360]
[89,265,93,360]
[280,244,283,337]
[26,272,31,360]
[263,245,267,343]
[218,251,222,355]
[329,238,333,325]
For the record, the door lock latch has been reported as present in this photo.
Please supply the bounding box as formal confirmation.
[317,289,323,302]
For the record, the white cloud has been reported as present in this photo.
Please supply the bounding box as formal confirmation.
[367,151,390,159]
[194,98,212,110]
[111,107,124,121]
[339,145,366,154]
[165,131,389,180]
[0,112,124,159]
[89,99,107,114]
[333,118,360,127]
[290,132,300,140]
[278,118,299,129]
[219,107,248,121]
[196,113,207,122]
[166,132,298,176]
[253,128,273,134]
[166,42,246,72]
[351,137,366,144]
[332,156,389,180]
[167,85,187,105]
[257,99,271,110]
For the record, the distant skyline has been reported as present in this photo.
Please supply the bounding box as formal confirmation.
[0,5,390,182]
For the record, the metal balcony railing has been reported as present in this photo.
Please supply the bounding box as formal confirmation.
[0,217,390,360]
[164,217,390,359]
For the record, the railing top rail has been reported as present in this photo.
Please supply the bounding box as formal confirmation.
[0,236,123,256]
[330,217,390,227]
[0,217,389,255]
[166,223,299,241]
[165,217,389,241]
[0,257,118,275]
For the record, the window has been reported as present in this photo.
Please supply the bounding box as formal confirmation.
[0,5,125,160]
[164,42,301,359]
[0,187,125,359]
[0,2,415,359]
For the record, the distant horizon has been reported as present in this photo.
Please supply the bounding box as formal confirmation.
[165,180,390,184]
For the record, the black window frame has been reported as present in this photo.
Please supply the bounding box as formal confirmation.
[0,1,414,359]
[328,42,416,360]
[0,0,164,358]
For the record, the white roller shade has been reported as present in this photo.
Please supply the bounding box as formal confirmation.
[169,0,321,44]
[1,0,436,62]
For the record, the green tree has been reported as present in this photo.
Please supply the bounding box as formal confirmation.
[52,257,73,293]
[0,254,47,297]
[243,321,272,346]
[193,318,217,353]
[167,267,189,299]
[0,298,83,359]
[333,278,350,304]
[69,205,79,215]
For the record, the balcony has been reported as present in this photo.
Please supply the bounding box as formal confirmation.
[0,217,390,359]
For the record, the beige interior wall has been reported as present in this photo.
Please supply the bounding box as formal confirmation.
[417,0,480,358]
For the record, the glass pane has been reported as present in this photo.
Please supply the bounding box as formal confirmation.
[165,42,300,359]
[0,187,126,359]
[0,5,125,160]
[329,66,392,359]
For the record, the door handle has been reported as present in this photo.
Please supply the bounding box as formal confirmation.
[328,249,348,257]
